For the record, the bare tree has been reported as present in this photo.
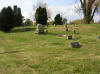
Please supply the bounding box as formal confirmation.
[77,0,99,24]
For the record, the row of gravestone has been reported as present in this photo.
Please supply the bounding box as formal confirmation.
[34,24,100,48]
[68,35,100,48]
[34,24,81,48]
[35,24,68,34]
[34,24,73,34]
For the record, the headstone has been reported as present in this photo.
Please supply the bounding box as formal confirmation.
[35,24,44,34]
[70,42,80,48]
[98,36,100,39]
[67,35,72,40]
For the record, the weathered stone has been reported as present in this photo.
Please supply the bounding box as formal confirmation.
[70,42,80,48]
[35,24,44,34]
[67,35,72,40]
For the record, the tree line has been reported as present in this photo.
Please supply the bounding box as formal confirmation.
[0,5,64,32]
[0,0,100,32]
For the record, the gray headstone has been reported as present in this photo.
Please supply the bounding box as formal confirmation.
[35,24,44,34]
[98,36,100,39]
[70,42,80,48]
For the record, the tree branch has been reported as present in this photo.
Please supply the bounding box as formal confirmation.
[91,6,97,21]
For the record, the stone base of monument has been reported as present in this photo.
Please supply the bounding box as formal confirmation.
[35,29,44,34]
[67,35,72,40]
[70,42,80,48]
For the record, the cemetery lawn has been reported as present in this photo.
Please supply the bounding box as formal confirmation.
[0,24,100,74]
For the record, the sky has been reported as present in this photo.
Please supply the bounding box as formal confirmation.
[0,0,100,22]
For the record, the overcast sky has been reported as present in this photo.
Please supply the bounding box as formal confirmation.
[0,0,99,22]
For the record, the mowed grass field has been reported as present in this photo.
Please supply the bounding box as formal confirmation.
[0,24,100,74]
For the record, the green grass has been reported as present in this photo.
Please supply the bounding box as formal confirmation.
[0,24,100,74]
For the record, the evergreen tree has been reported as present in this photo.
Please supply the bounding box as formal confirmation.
[13,5,23,27]
[54,14,63,25]
[35,6,48,25]
[0,6,15,32]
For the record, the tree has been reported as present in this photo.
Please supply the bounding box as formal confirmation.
[13,5,23,27]
[23,18,33,26]
[79,0,99,24]
[0,6,15,32]
[35,6,48,25]
[54,14,63,25]
[62,18,67,24]
[33,1,51,22]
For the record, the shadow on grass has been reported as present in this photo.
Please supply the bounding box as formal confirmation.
[44,32,58,36]
[0,50,25,54]
[10,27,36,33]
[35,32,58,36]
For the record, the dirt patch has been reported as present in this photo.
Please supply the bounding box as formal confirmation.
[57,34,67,38]
[81,26,94,30]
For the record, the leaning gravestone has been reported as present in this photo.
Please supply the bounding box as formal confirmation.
[35,24,44,34]
[70,42,80,48]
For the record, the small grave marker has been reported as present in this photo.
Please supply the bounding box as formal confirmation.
[67,35,72,40]
[70,42,80,48]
